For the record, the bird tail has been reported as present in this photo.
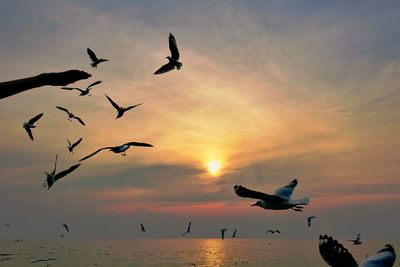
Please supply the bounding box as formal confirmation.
[291,197,309,205]
[177,62,183,70]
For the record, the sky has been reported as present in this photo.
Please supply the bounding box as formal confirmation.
[0,0,400,240]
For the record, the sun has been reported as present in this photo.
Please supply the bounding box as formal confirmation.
[207,160,221,176]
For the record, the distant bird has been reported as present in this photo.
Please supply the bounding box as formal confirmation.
[67,137,83,154]
[232,229,237,238]
[56,106,86,126]
[307,216,316,227]
[62,224,69,232]
[266,230,281,234]
[154,33,182,75]
[60,234,64,239]
[61,80,102,96]
[4,224,10,227]
[42,155,80,189]
[23,113,43,141]
[221,228,228,240]
[234,179,309,212]
[79,141,153,161]
[182,222,191,236]
[348,234,362,245]
[87,48,109,68]
[319,234,396,267]
[104,94,143,119]
[140,224,146,232]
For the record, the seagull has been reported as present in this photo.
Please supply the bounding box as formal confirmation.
[56,106,86,126]
[104,94,143,119]
[307,216,316,227]
[221,228,228,240]
[348,234,363,245]
[319,234,396,267]
[87,48,109,68]
[232,229,237,238]
[182,222,191,236]
[42,155,80,189]
[140,223,146,232]
[61,81,102,96]
[266,230,281,234]
[62,224,69,232]
[67,137,83,154]
[234,179,309,212]
[154,33,182,75]
[23,113,43,141]
[79,141,153,161]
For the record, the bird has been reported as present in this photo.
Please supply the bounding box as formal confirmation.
[232,229,237,238]
[87,48,109,68]
[182,222,191,236]
[62,224,69,232]
[307,216,316,227]
[60,234,65,239]
[221,228,228,240]
[319,234,396,267]
[79,141,153,161]
[154,33,182,75]
[104,94,143,119]
[67,137,83,154]
[140,223,146,232]
[348,234,362,245]
[266,230,281,234]
[56,106,86,126]
[61,80,102,96]
[4,224,10,227]
[42,155,81,189]
[23,113,43,141]
[234,179,309,212]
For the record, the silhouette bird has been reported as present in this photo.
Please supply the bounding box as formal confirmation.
[23,113,43,141]
[4,224,10,227]
[348,234,362,245]
[234,179,309,212]
[87,48,109,68]
[67,137,83,154]
[182,222,191,236]
[43,155,80,189]
[61,80,102,96]
[79,141,153,161]
[62,224,69,232]
[154,33,182,75]
[307,216,316,227]
[266,230,281,234]
[221,228,228,240]
[56,106,86,126]
[232,229,237,238]
[140,223,146,232]
[104,94,143,119]
[60,234,64,239]
[319,234,396,267]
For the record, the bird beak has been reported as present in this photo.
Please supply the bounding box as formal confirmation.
[251,203,257,207]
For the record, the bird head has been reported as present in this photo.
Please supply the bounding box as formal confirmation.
[251,201,262,207]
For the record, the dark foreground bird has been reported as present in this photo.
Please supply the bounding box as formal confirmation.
[23,113,43,141]
[348,234,362,245]
[266,230,281,234]
[61,80,102,96]
[67,137,83,154]
[140,223,146,232]
[43,155,80,189]
[319,234,396,267]
[234,179,309,212]
[79,141,153,161]
[182,222,191,236]
[105,94,143,119]
[87,48,109,68]
[154,33,182,75]
[56,106,86,126]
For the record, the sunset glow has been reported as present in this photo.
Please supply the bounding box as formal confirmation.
[207,160,221,176]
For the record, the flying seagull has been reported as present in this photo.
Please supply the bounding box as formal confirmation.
[56,106,86,126]
[140,223,146,232]
[23,113,43,141]
[232,229,237,238]
[154,33,182,75]
[182,222,191,236]
[307,216,316,227]
[266,230,281,234]
[348,234,362,245]
[234,179,309,212]
[61,80,102,96]
[87,48,109,68]
[104,94,143,119]
[319,234,396,267]
[67,137,83,154]
[221,228,228,240]
[62,224,69,232]
[79,141,153,161]
[43,155,80,189]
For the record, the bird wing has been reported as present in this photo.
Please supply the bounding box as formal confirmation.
[62,224,69,232]
[52,154,58,174]
[319,235,358,267]
[234,185,283,202]
[56,106,70,114]
[169,33,180,60]
[154,62,175,75]
[274,179,298,200]
[25,127,34,141]
[73,116,86,126]
[66,137,72,147]
[72,138,83,149]
[187,222,191,232]
[105,94,121,111]
[28,113,44,124]
[276,230,281,233]
[124,142,154,147]
[87,80,102,89]
[124,103,143,111]
[54,164,80,182]
[79,147,111,161]
[361,244,396,267]
[61,87,84,93]
[87,48,98,62]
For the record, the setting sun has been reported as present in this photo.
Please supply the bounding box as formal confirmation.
[207,160,221,176]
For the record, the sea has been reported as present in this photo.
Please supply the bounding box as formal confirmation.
[0,239,399,266]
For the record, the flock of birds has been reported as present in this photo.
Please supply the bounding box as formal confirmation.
[8,32,398,266]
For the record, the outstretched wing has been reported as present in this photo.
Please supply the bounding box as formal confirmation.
[28,113,43,124]
[124,103,143,111]
[87,80,102,89]
[234,185,282,202]
[187,222,191,232]
[52,154,58,174]
[72,138,83,149]
[154,62,175,75]
[62,223,69,232]
[87,48,98,62]
[61,87,84,93]
[79,147,110,161]
[73,116,86,126]
[124,142,153,147]
[361,244,396,267]
[54,164,80,182]
[105,94,120,111]
[274,179,298,200]
[319,235,358,267]
[56,106,70,114]
[25,127,34,141]
[169,33,180,60]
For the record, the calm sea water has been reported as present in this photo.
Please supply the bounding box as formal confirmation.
[0,239,399,266]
